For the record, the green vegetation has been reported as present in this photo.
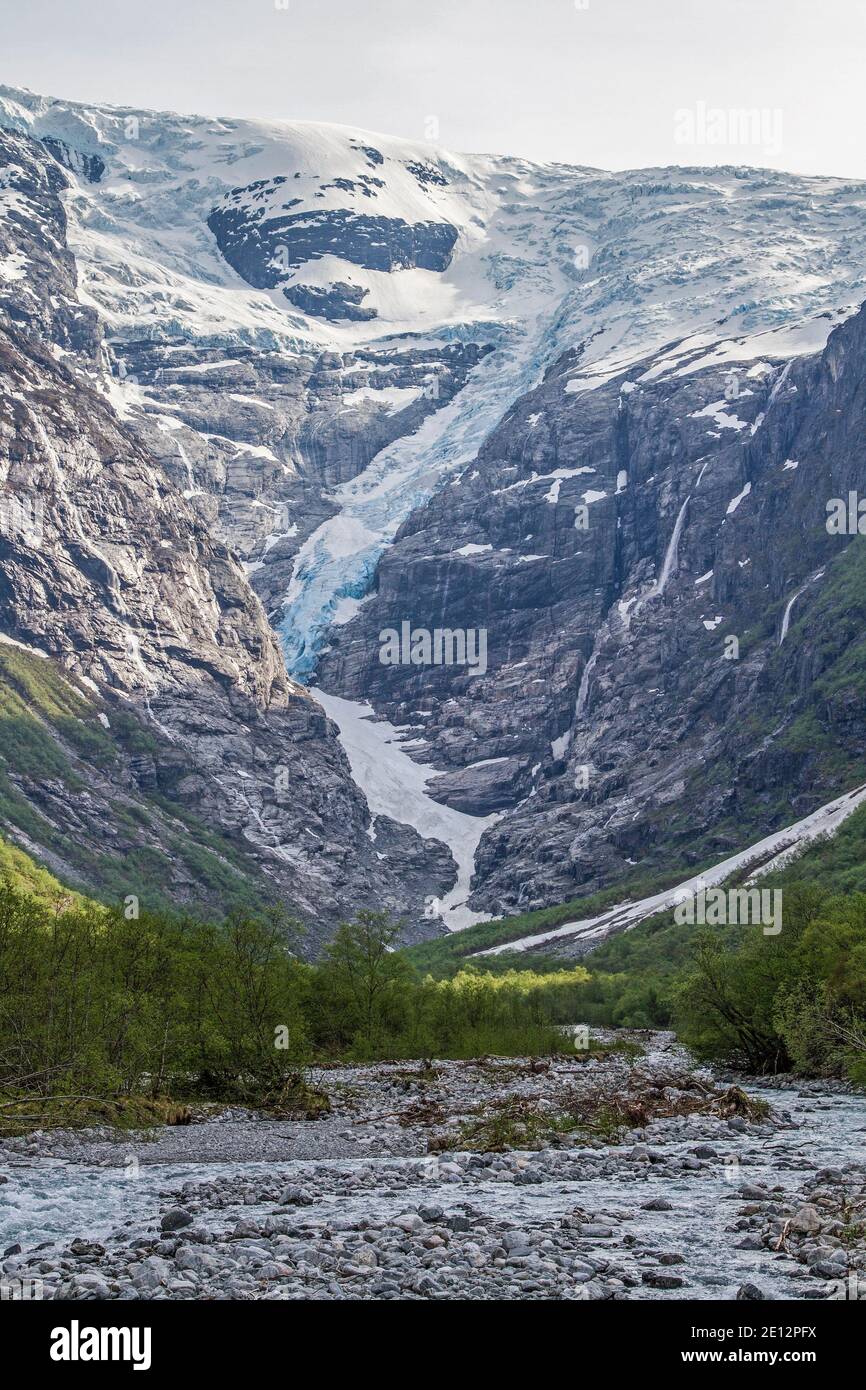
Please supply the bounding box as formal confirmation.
[473,852,866,1083]
[307,910,592,1061]
[0,833,87,908]
[673,884,866,1081]
[763,804,866,899]
[0,887,594,1132]
[578,802,866,1077]
[402,865,692,977]
[0,647,277,920]
[3,792,864,1135]
[437,1074,768,1154]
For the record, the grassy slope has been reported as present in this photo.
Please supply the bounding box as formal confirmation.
[559,802,866,980]
[403,866,689,976]
[0,829,88,906]
[0,645,275,918]
[761,802,866,897]
[468,804,866,1018]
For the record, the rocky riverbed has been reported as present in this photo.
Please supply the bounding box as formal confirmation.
[1,1033,864,1301]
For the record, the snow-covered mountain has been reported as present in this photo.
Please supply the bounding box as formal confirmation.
[3,82,866,942]
[5,84,866,682]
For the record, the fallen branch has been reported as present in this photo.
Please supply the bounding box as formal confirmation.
[0,1094,124,1110]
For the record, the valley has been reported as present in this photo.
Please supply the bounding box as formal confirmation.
[2,81,866,1313]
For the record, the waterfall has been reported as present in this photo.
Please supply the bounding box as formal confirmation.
[779,568,825,645]
[580,472,700,718]
[779,586,804,645]
[654,495,691,597]
[575,649,599,718]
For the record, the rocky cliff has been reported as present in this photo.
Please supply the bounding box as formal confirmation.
[0,118,453,947]
[322,307,866,915]
[3,82,866,943]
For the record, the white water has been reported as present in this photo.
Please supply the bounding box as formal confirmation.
[575,650,600,721]
[654,495,691,598]
[2,1076,863,1301]
[779,589,804,645]
[779,569,825,645]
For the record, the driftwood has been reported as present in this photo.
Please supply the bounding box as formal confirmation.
[0,1094,123,1110]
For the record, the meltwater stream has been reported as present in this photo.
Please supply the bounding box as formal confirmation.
[2,1077,864,1300]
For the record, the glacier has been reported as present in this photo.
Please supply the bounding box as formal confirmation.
[6,83,866,928]
[4,85,866,688]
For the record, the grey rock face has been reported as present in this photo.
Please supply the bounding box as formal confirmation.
[0,127,100,355]
[0,127,452,947]
[40,134,105,183]
[320,304,866,919]
[284,281,377,322]
[208,197,458,290]
[116,334,491,639]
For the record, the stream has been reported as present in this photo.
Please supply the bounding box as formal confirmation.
[2,1067,864,1301]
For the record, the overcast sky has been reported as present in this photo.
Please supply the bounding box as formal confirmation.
[3,0,864,177]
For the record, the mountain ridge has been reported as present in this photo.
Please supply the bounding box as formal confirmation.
[3,82,866,947]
